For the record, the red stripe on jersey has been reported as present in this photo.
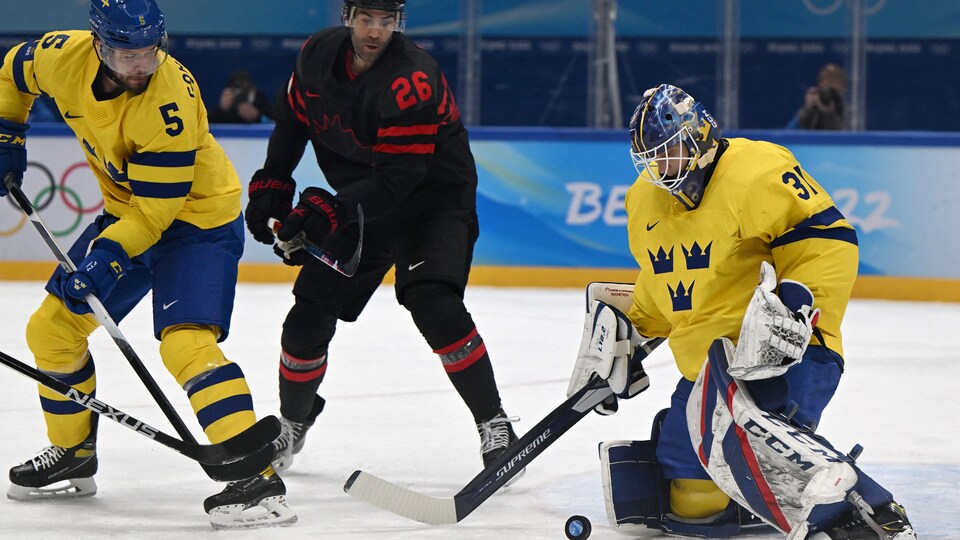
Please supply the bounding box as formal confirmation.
[288,78,310,127]
[377,125,438,137]
[442,341,487,373]
[374,143,435,154]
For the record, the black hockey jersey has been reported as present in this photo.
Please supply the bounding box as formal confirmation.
[262,27,478,223]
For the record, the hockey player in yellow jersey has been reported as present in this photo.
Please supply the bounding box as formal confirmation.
[568,85,915,538]
[0,0,294,529]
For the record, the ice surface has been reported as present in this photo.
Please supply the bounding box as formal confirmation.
[0,282,957,538]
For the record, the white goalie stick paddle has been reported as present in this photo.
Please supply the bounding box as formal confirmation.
[2,173,279,481]
[268,203,364,277]
[344,337,666,525]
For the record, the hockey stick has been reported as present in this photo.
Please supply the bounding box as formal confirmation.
[3,173,277,481]
[343,337,666,525]
[0,348,278,472]
[267,203,363,277]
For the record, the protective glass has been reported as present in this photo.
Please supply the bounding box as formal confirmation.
[630,128,696,192]
[98,38,169,78]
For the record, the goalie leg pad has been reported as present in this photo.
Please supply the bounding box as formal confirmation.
[600,439,668,534]
[688,338,860,536]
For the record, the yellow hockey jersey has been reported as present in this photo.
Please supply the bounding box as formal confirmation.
[0,31,240,257]
[625,138,858,381]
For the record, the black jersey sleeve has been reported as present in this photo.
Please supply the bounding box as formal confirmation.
[260,73,310,178]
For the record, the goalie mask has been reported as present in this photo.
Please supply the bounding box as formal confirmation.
[629,84,721,210]
[90,0,169,79]
[342,0,407,32]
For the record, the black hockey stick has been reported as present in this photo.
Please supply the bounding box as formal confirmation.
[343,337,666,525]
[267,203,363,277]
[3,173,277,481]
[0,348,277,473]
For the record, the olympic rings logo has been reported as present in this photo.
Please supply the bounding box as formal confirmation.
[1,160,104,238]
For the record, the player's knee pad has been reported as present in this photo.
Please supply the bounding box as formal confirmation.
[281,304,336,359]
[670,479,730,519]
[401,281,473,347]
[688,338,861,536]
[159,324,230,387]
[26,294,99,372]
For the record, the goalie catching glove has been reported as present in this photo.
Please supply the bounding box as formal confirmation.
[727,261,820,380]
[567,282,651,415]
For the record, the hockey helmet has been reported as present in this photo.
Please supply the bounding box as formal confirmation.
[342,0,407,32]
[90,0,169,76]
[629,84,721,210]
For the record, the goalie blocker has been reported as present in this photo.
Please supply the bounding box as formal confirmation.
[567,282,652,415]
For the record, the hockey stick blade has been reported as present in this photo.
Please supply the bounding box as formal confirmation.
[0,348,279,481]
[268,203,364,277]
[343,338,665,525]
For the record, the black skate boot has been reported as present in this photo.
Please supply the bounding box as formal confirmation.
[204,467,297,530]
[8,433,97,501]
[476,409,524,484]
[811,501,916,540]
[272,396,324,472]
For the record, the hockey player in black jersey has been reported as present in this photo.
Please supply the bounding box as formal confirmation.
[244,0,521,476]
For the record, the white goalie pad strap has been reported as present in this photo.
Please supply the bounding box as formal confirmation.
[567,300,648,398]
[728,261,820,380]
[688,338,858,536]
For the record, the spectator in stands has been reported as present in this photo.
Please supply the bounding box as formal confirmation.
[786,63,846,130]
[208,69,273,124]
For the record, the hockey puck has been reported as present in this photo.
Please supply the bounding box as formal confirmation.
[565,515,592,539]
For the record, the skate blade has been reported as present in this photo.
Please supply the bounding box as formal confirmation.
[7,477,97,501]
[209,495,297,530]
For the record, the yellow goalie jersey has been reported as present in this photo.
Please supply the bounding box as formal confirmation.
[624,138,859,381]
[0,30,240,257]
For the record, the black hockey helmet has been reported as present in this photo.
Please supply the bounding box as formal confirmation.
[342,0,407,32]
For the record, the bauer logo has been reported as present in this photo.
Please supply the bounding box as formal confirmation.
[495,428,551,479]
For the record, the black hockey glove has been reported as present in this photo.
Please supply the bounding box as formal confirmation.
[244,170,296,245]
[277,187,343,247]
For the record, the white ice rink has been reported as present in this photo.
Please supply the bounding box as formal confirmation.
[0,281,957,539]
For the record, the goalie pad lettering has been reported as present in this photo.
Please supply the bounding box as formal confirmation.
[688,338,858,536]
[567,300,650,400]
[728,262,820,380]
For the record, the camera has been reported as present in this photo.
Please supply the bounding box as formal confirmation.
[232,88,250,104]
[817,87,839,107]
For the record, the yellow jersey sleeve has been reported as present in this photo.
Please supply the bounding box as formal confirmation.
[0,37,47,122]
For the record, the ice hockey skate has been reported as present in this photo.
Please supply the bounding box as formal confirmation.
[477,409,524,485]
[810,501,916,540]
[204,467,296,530]
[8,434,97,501]
[272,417,311,472]
[272,396,323,472]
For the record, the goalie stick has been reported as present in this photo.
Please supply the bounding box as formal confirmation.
[344,337,666,525]
[3,173,277,482]
[0,348,278,474]
[267,203,364,277]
